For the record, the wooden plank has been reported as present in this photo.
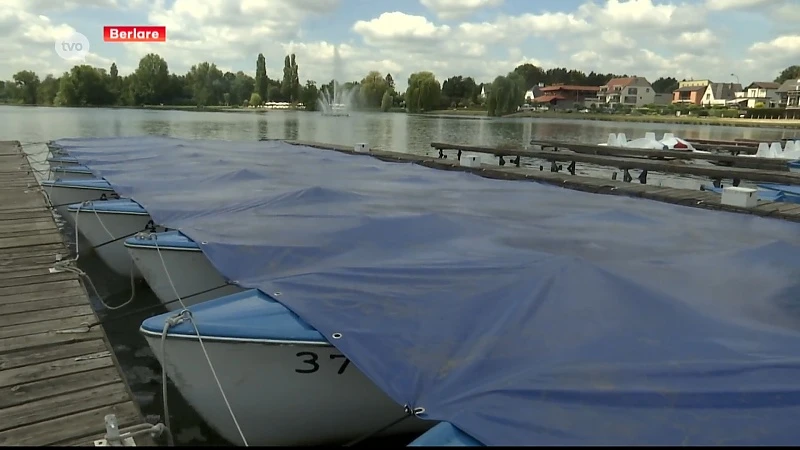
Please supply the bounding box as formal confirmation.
[0,227,61,240]
[0,244,66,260]
[0,232,64,249]
[2,296,89,315]
[0,382,130,432]
[0,354,114,389]
[0,209,54,221]
[0,279,83,302]
[0,305,94,326]
[0,328,104,354]
[0,271,75,288]
[0,314,95,339]
[0,339,107,371]
[0,266,67,278]
[0,218,57,234]
[0,401,140,446]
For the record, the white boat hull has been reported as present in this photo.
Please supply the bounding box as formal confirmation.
[141,333,432,446]
[47,160,81,172]
[70,210,161,278]
[126,245,243,310]
[43,185,115,224]
[49,169,95,180]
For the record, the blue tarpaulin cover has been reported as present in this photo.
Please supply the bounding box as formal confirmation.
[54,136,800,446]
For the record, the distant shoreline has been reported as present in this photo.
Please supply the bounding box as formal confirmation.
[506,111,800,130]
[4,103,800,130]
[423,108,800,130]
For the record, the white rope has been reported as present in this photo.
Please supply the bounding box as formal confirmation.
[153,234,249,446]
[53,202,137,311]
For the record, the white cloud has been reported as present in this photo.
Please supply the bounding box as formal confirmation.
[420,0,504,20]
[1,0,796,93]
[705,0,771,10]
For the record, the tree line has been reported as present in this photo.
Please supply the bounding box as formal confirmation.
[4,52,793,116]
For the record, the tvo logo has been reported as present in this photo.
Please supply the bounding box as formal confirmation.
[55,31,90,62]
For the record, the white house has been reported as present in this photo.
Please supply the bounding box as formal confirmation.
[701,82,743,106]
[741,81,781,108]
[595,76,655,108]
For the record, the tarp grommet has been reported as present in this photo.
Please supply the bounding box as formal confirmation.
[201,241,208,245]
[273,292,282,297]
[332,332,343,339]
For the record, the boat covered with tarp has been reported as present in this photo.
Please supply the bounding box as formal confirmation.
[53,136,800,446]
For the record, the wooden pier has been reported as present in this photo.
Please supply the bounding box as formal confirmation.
[0,141,152,446]
[287,140,800,223]
[431,141,800,185]
[527,140,788,171]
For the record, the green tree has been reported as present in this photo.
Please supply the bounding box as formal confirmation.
[281,54,300,102]
[37,75,60,105]
[380,90,392,112]
[12,70,40,104]
[513,63,546,90]
[775,65,800,84]
[231,71,255,106]
[54,65,113,106]
[133,53,170,104]
[405,71,441,113]
[360,71,389,108]
[108,62,121,103]
[187,62,224,106]
[652,76,679,94]
[487,72,525,116]
[255,53,267,101]
[249,92,262,106]
[299,80,318,111]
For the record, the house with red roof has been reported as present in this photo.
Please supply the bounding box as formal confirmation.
[672,79,710,105]
[531,84,600,110]
[594,76,656,108]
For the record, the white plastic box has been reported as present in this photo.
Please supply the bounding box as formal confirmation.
[354,143,370,153]
[721,186,758,208]
[459,153,482,168]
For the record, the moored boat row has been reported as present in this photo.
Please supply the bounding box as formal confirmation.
[34,136,800,447]
[37,141,434,446]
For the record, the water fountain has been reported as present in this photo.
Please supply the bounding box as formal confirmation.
[318,45,356,117]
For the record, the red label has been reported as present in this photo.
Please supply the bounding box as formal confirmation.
[103,26,166,42]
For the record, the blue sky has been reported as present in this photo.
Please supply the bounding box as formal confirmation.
[3,0,798,90]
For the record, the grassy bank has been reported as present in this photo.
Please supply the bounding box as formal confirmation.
[424,109,488,117]
[505,111,800,130]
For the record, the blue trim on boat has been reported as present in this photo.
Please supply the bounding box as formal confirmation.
[67,199,147,214]
[47,156,79,164]
[140,288,327,343]
[124,230,199,250]
[51,165,93,174]
[40,179,113,190]
[408,423,482,447]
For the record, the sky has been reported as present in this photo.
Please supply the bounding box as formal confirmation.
[1,0,798,91]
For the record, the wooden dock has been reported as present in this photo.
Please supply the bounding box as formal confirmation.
[527,140,788,171]
[431,141,800,186]
[286,140,800,223]
[0,141,153,446]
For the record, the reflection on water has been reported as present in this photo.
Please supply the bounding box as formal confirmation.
[6,106,798,446]
[3,105,796,153]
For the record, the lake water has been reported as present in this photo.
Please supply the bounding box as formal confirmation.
[2,105,797,446]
